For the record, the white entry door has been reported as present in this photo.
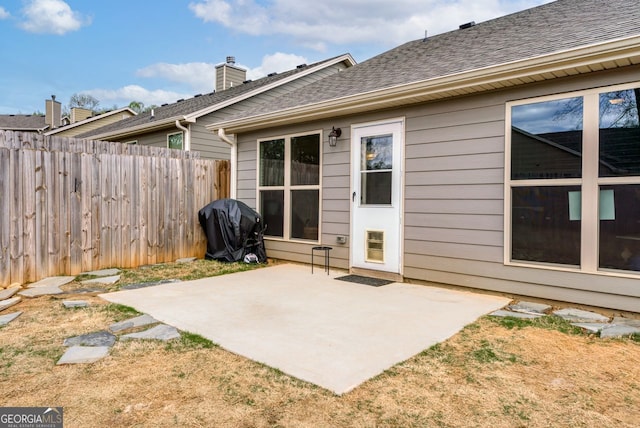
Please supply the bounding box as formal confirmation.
[351,119,403,274]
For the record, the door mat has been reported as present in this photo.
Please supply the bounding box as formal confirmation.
[335,275,394,287]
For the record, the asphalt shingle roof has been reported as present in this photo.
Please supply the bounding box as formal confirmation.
[0,115,47,131]
[221,0,640,122]
[79,55,349,138]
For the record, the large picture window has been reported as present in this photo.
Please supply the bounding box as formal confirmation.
[507,83,640,274]
[258,132,321,241]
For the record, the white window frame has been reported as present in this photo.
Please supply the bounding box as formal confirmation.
[256,130,323,243]
[504,81,640,277]
[167,131,183,150]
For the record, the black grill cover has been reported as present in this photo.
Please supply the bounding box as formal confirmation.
[198,199,267,263]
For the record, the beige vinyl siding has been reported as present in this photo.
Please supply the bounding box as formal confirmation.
[403,65,640,312]
[114,127,175,148]
[234,64,640,311]
[236,119,352,269]
[190,122,230,159]
[52,111,135,138]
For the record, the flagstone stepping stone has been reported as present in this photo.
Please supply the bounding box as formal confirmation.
[508,301,551,314]
[176,257,197,263]
[0,296,21,312]
[553,308,609,323]
[571,323,610,333]
[0,311,22,326]
[57,346,110,364]
[18,285,63,297]
[489,309,543,319]
[109,314,158,332]
[81,268,120,277]
[119,279,180,290]
[63,331,116,347]
[80,275,120,285]
[600,324,640,338]
[63,300,89,308]
[27,276,74,288]
[120,324,180,341]
[65,287,104,294]
[0,288,19,300]
[7,283,22,289]
[612,316,640,328]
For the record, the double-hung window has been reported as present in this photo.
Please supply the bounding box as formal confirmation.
[506,83,640,274]
[258,132,321,241]
[167,132,183,150]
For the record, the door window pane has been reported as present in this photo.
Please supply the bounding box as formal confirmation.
[291,134,320,185]
[511,97,583,180]
[599,184,640,271]
[260,139,285,186]
[599,88,640,177]
[361,171,391,205]
[260,190,284,237]
[361,134,392,205]
[511,186,581,266]
[361,134,392,171]
[290,190,319,240]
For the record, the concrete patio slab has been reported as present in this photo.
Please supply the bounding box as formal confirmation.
[100,264,509,394]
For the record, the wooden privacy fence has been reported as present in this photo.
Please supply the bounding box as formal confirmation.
[0,131,230,287]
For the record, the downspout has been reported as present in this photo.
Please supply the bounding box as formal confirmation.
[217,128,237,199]
[175,120,190,151]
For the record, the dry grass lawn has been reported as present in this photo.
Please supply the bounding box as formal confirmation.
[1,261,639,427]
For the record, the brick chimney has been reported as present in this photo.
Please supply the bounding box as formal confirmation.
[215,56,247,92]
[45,95,61,129]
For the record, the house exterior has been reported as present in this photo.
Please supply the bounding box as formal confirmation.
[207,0,640,312]
[0,96,63,133]
[78,55,356,165]
[44,107,137,138]
[0,114,49,133]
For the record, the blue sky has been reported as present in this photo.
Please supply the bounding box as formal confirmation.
[0,0,550,114]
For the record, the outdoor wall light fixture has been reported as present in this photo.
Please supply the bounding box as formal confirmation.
[328,127,342,147]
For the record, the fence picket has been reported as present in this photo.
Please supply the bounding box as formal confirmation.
[0,132,227,285]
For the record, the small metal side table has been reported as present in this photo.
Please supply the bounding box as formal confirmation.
[311,246,332,274]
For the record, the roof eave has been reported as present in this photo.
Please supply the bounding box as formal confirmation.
[44,107,138,136]
[184,54,357,121]
[209,35,640,134]
[86,116,194,140]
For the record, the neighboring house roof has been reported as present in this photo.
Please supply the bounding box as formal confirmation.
[209,0,640,133]
[44,107,137,136]
[0,114,48,132]
[79,54,356,140]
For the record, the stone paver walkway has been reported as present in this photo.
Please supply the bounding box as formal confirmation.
[490,301,640,338]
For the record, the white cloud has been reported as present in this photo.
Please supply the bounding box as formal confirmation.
[84,85,192,109]
[244,52,308,80]
[0,7,10,19]
[19,0,90,35]
[136,62,219,93]
[133,53,309,95]
[188,0,551,50]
